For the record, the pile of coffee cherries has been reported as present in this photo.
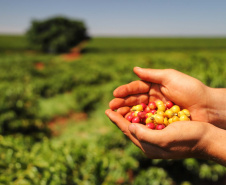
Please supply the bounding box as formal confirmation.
[125,100,191,130]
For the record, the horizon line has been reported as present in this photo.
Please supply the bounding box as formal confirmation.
[0,32,226,38]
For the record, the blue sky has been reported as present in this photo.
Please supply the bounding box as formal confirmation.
[0,0,226,36]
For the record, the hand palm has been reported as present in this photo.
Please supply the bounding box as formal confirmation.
[110,68,209,122]
[106,68,221,163]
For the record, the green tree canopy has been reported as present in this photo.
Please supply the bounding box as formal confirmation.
[26,16,90,53]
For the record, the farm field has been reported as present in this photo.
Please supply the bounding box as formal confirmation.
[0,35,226,184]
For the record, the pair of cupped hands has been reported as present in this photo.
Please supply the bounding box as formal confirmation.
[105,67,226,166]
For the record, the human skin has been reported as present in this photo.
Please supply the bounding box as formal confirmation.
[105,109,226,166]
[109,67,226,129]
[105,67,226,166]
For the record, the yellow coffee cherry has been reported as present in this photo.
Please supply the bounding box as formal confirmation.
[168,118,173,124]
[146,117,154,124]
[136,105,143,111]
[146,112,153,118]
[165,109,174,118]
[179,115,190,121]
[172,115,180,122]
[155,100,164,106]
[178,111,185,117]
[171,105,181,113]
[134,111,140,117]
[131,105,143,111]
[164,117,169,126]
[182,109,190,117]
[127,102,191,129]
[155,114,164,124]
[156,110,165,117]
[157,104,166,111]
[131,105,137,111]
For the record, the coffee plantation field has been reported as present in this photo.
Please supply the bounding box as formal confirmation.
[0,35,226,184]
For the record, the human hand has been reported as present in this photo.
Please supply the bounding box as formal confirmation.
[106,67,226,165]
[105,109,226,166]
[110,67,210,124]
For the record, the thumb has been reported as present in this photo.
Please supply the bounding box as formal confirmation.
[134,67,167,84]
[128,123,163,144]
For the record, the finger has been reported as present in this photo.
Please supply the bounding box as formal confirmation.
[149,83,168,102]
[134,67,168,85]
[128,123,166,147]
[128,124,176,159]
[116,107,130,116]
[109,94,149,110]
[105,109,142,148]
[113,80,151,98]
[125,111,133,119]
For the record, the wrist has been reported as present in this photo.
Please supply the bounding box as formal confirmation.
[206,87,226,128]
[202,124,226,166]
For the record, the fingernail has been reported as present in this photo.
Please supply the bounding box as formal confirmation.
[128,124,136,134]
[105,109,110,115]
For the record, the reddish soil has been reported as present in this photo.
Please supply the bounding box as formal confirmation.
[36,42,89,135]
[62,51,80,61]
[61,41,87,61]
[47,112,87,136]
[34,62,45,70]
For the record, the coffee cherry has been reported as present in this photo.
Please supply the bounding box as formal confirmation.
[157,104,166,111]
[126,114,133,122]
[156,124,166,130]
[140,103,147,110]
[172,115,180,122]
[144,106,151,112]
[131,112,135,117]
[140,118,146,124]
[134,111,140,117]
[124,101,191,130]
[148,102,157,110]
[165,109,174,118]
[171,105,180,113]
[132,116,140,123]
[168,118,173,124]
[155,100,164,106]
[178,111,185,117]
[145,112,153,118]
[146,116,154,124]
[155,115,164,124]
[131,106,136,111]
[147,122,155,129]
[179,115,190,121]
[131,105,143,111]
[156,110,165,117]
[137,111,146,119]
[136,105,143,111]
[150,109,157,114]
[166,101,174,109]
[164,117,169,125]
[182,109,190,117]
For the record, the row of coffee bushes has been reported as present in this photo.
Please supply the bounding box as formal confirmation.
[85,38,226,53]
[1,51,226,136]
[0,53,137,136]
[1,122,225,184]
[0,40,226,183]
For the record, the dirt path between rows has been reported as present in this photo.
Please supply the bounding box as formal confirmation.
[61,41,87,61]
[48,112,87,136]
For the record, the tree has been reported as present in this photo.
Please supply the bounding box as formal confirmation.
[26,16,90,53]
